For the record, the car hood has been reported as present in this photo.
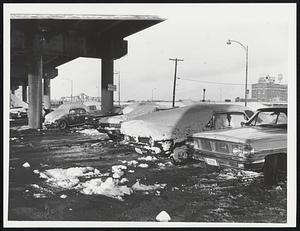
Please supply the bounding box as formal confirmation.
[98,103,162,125]
[121,103,251,141]
[192,126,287,150]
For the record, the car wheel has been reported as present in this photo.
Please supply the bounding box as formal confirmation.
[171,146,190,165]
[59,120,68,129]
[263,155,278,186]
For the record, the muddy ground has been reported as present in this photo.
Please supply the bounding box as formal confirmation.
[8,124,287,223]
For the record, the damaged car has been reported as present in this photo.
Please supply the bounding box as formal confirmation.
[90,102,172,139]
[186,106,287,185]
[43,103,90,129]
[120,103,254,157]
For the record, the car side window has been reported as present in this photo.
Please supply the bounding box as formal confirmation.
[79,108,87,114]
[276,112,287,124]
[204,116,215,130]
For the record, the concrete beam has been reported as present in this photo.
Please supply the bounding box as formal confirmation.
[22,85,27,102]
[101,58,114,114]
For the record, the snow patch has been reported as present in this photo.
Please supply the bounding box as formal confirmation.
[39,167,101,189]
[79,177,132,201]
[132,181,166,191]
[138,156,158,162]
[138,163,149,168]
[78,129,101,136]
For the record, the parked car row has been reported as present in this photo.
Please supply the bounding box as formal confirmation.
[42,101,287,185]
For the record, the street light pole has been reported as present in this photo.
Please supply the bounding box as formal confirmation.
[227,39,249,106]
[169,58,184,107]
[151,88,156,102]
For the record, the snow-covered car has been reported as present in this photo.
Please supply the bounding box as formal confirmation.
[89,102,172,139]
[186,106,287,185]
[10,106,28,119]
[120,103,254,157]
[43,103,90,129]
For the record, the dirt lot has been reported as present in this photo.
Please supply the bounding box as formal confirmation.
[8,126,287,223]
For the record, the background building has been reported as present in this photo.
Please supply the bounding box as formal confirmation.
[251,75,287,102]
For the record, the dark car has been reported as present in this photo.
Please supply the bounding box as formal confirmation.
[186,106,287,185]
[121,103,254,157]
[43,103,90,129]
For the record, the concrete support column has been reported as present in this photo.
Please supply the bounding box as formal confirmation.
[43,78,51,110]
[101,58,114,114]
[28,56,43,129]
[22,85,27,102]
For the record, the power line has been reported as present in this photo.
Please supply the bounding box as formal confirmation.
[178,77,255,86]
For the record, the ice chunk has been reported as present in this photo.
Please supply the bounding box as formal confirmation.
[22,162,30,168]
[157,163,166,167]
[138,163,149,168]
[156,211,171,222]
[33,169,40,174]
[135,148,143,155]
[128,170,135,173]
[111,165,127,179]
[60,194,67,199]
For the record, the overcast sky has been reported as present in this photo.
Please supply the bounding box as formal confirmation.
[11,4,295,101]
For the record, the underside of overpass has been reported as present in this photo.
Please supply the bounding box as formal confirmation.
[11,14,164,128]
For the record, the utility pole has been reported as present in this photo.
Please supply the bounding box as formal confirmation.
[202,88,206,102]
[169,58,184,107]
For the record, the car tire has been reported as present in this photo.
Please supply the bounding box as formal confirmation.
[171,146,190,165]
[205,164,220,173]
[263,155,278,186]
[59,120,68,129]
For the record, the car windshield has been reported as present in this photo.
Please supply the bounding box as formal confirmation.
[250,111,287,126]
[214,112,247,129]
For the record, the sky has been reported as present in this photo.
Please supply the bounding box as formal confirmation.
[11,4,295,102]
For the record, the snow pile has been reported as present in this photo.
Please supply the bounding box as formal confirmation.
[79,177,133,201]
[217,169,262,180]
[111,165,127,179]
[39,167,101,189]
[156,211,171,222]
[22,162,30,168]
[138,156,158,162]
[132,181,166,191]
[60,194,68,199]
[78,129,101,136]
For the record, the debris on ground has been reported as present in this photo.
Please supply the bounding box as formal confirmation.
[22,162,31,168]
[156,210,171,222]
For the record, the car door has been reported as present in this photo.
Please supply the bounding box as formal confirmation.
[77,108,88,125]
[68,108,81,126]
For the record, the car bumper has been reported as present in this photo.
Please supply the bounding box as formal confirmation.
[192,150,265,172]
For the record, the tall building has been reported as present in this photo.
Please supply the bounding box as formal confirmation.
[251,75,287,102]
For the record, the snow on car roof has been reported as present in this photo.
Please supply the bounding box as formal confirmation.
[44,102,89,123]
